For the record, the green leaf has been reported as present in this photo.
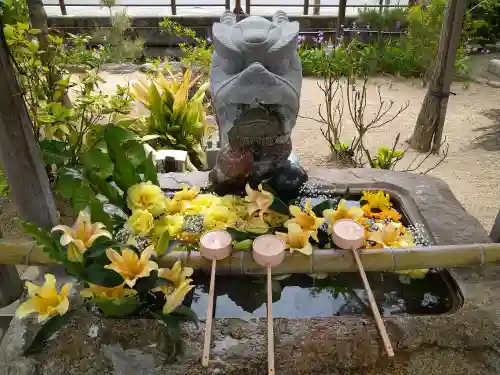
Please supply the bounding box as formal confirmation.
[90,295,140,317]
[233,239,253,251]
[81,149,113,177]
[311,199,339,217]
[155,230,170,257]
[84,264,124,287]
[84,239,127,260]
[62,260,85,279]
[134,270,172,294]
[269,197,289,216]
[86,172,126,211]
[88,199,114,232]
[104,127,141,193]
[39,140,70,166]
[104,125,138,143]
[226,227,253,242]
[171,305,199,328]
[139,151,159,186]
[151,311,181,342]
[24,310,77,355]
[123,140,147,168]
[20,221,65,263]
[142,134,162,142]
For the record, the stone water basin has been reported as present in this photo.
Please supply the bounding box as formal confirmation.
[169,184,464,319]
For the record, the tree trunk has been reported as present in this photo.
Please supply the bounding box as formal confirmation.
[313,0,320,15]
[27,0,71,107]
[336,0,347,40]
[408,0,468,153]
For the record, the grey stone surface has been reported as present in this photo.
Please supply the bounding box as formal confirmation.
[487,59,500,77]
[209,11,303,188]
[2,168,498,375]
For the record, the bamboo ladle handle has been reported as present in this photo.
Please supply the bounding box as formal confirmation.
[202,258,217,367]
[267,266,275,375]
[352,248,394,357]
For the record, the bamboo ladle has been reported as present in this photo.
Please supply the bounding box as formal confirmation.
[331,219,395,358]
[199,230,233,367]
[252,234,286,375]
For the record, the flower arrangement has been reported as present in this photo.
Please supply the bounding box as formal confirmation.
[19,126,429,354]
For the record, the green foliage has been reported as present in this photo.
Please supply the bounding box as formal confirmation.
[130,70,211,169]
[20,220,66,262]
[357,7,408,30]
[93,8,144,63]
[89,295,140,317]
[372,146,405,170]
[0,167,9,197]
[55,126,159,227]
[465,0,500,44]
[160,18,213,73]
[0,0,28,24]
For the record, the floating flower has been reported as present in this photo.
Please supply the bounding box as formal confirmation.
[276,223,313,256]
[183,193,222,215]
[396,269,429,279]
[173,185,200,201]
[242,215,270,234]
[361,190,392,211]
[204,205,239,230]
[15,274,72,323]
[221,195,247,218]
[52,210,112,262]
[128,209,154,236]
[264,210,289,227]
[323,199,364,233]
[127,182,166,216]
[366,222,415,248]
[105,248,158,287]
[244,183,273,219]
[163,279,195,314]
[153,214,184,238]
[80,283,137,300]
[157,260,193,287]
[363,205,402,222]
[286,199,325,241]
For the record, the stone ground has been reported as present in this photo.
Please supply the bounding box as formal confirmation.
[94,67,500,234]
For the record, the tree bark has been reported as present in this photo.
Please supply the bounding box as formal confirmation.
[408,0,468,153]
[336,0,347,40]
[27,0,71,107]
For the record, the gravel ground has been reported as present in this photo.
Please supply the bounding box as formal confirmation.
[92,71,500,233]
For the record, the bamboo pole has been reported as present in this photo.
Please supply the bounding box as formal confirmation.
[2,240,499,273]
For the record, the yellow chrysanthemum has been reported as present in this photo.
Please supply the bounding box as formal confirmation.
[52,210,112,263]
[15,274,73,323]
[276,223,313,256]
[323,199,364,233]
[128,209,154,236]
[153,214,185,238]
[286,199,325,241]
[105,248,159,287]
[127,182,166,216]
[361,190,392,211]
[204,205,239,230]
[362,205,402,222]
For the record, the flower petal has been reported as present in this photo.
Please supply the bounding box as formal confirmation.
[106,248,123,264]
[60,283,73,298]
[15,299,37,319]
[55,297,70,316]
[25,281,40,297]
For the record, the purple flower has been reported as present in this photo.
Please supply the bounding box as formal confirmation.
[207,37,212,44]
[313,31,324,45]
[482,49,490,54]
[297,35,306,49]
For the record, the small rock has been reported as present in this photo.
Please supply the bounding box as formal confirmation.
[487,59,500,78]
[101,63,139,74]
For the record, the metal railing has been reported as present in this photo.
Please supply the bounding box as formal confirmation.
[48,0,408,17]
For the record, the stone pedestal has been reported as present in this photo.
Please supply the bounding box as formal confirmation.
[2,169,498,375]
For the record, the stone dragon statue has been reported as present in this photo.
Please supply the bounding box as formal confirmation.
[209,10,307,195]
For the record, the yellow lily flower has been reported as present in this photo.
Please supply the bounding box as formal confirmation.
[128,209,154,236]
[244,183,273,219]
[162,279,195,314]
[276,223,313,256]
[323,199,364,233]
[153,214,185,238]
[366,222,415,248]
[157,260,193,287]
[52,210,112,262]
[80,283,137,300]
[15,274,73,323]
[286,199,325,241]
[221,195,247,217]
[173,185,200,201]
[105,248,159,287]
[127,182,166,217]
[361,190,392,211]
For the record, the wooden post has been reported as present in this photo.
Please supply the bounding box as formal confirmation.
[313,0,320,15]
[246,0,251,15]
[0,23,58,306]
[408,0,468,153]
[225,0,230,10]
[171,0,177,16]
[58,0,67,15]
[491,209,500,243]
[303,0,310,15]
[336,0,347,41]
